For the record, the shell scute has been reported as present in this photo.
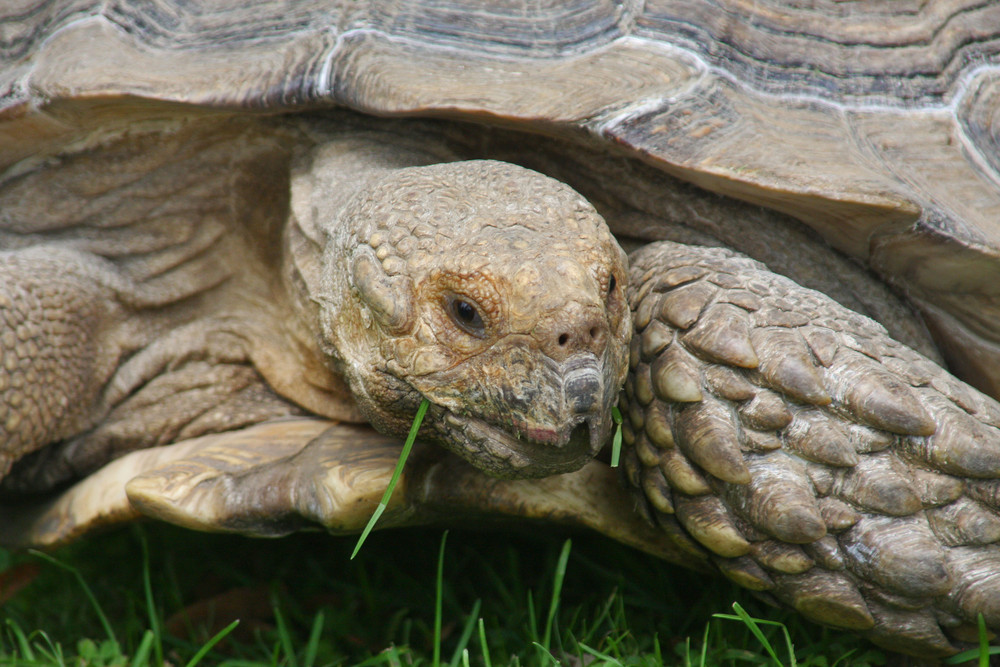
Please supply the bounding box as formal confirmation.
[831,452,922,517]
[925,497,1000,547]
[750,327,830,405]
[827,348,935,436]
[650,343,703,403]
[737,390,792,431]
[783,409,858,468]
[674,493,751,558]
[772,569,874,631]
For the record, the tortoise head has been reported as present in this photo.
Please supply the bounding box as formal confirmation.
[310,158,630,478]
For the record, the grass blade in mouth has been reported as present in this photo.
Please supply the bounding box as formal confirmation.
[351,398,430,559]
[610,406,623,468]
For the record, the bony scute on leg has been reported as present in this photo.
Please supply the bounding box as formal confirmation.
[623,240,1000,657]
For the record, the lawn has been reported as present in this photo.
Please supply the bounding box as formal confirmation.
[0,520,905,666]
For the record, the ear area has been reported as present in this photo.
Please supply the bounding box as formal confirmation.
[350,246,415,334]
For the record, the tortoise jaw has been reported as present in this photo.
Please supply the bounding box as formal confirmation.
[392,348,621,479]
[435,405,605,479]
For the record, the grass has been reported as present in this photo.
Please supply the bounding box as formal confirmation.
[0,522,903,667]
[610,407,623,468]
[351,399,430,559]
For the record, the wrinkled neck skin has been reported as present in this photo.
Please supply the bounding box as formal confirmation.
[287,131,631,478]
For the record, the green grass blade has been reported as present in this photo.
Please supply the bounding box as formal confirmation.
[448,599,482,667]
[352,503,388,558]
[531,641,560,666]
[477,618,492,667]
[137,528,164,667]
[829,650,858,667]
[716,602,806,667]
[352,398,430,559]
[302,610,324,667]
[783,622,797,667]
[183,619,239,667]
[273,600,297,667]
[944,646,1000,665]
[578,642,623,667]
[31,629,64,666]
[6,525,887,667]
[944,614,1000,666]
[29,549,118,649]
[541,539,572,651]
[5,619,34,662]
[130,630,155,667]
[385,645,403,667]
[699,622,709,667]
[434,530,449,667]
[980,613,990,667]
[609,407,623,468]
[527,593,538,644]
[715,602,786,667]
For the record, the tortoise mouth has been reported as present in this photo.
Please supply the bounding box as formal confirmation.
[433,405,602,479]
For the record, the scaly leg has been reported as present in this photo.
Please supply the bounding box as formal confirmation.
[0,248,122,474]
[623,241,1000,658]
[0,244,297,492]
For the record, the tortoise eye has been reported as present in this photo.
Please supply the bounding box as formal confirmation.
[606,272,623,314]
[446,295,486,337]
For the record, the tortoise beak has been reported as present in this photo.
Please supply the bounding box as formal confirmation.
[565,364,602,414]
[560,355,614,448]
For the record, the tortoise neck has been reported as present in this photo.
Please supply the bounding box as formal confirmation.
[283,132,446,396]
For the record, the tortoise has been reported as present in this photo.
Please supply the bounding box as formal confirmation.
[3,0,1000,659]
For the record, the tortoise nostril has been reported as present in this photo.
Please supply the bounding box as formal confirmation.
[544,306,608,360]
[557,327,599,349]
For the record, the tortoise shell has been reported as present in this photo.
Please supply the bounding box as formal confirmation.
[3,1,999,397]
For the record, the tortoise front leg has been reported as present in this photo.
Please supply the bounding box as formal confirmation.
[0,242,307,494]
[0,248,122,475]
[623,240,1000,658]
